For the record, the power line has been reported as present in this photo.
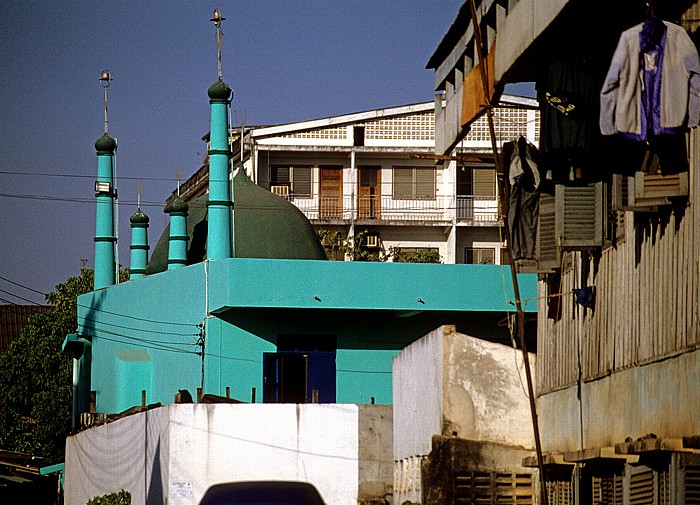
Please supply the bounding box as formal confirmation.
[0,288,42,306]
[0,275,48,296]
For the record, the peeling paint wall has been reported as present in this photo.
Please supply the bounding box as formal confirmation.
[392,325,536,504]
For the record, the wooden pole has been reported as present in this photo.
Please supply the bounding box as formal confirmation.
[466,1,548,503]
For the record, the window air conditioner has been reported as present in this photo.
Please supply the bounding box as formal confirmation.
[271,185,289,197]
[364,235,380,248]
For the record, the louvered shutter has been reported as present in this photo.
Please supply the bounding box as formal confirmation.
[536,193,560,271]
[555,182,604,249]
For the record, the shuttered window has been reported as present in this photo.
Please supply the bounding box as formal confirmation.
[458,165,496,197]
[465,247,495,265]
[393,166,435,199]
[454,471,533,504]
[270,165,312,197]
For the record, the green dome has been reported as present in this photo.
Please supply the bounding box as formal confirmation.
[94,133,116,153]
[130,209,149,224]
[207,79,232,101]
[146,169,327,274]
[166,196,189,214]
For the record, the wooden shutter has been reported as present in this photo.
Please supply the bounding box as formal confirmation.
[630,171,689,208]
[684,464,700,504]
[592,474,623,504]
[536,193,560,272]
[555,182,604,250]
[454,471,533,504]
[628,467,655,505]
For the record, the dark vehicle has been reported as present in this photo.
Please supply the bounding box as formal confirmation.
[199,481,327,505]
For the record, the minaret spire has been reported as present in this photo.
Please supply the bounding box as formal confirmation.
[206,9,233,260]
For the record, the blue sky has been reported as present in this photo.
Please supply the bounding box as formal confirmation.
[0,1,533,303]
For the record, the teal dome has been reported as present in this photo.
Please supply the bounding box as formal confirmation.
[207,79,232,102]
[166,196,189,215]
[130,209,149,224]
[146,169,327,274]
[95,133,116,154]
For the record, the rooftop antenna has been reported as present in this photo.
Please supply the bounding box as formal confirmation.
[211,8,225,80]
[99,69,112,134]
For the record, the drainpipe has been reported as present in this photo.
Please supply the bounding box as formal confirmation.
[94,133,117,290]
[129,208,149,279]
[166,196,189,269]
[206,79,233,260]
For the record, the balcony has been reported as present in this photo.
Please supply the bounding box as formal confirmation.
[278,194,500,225]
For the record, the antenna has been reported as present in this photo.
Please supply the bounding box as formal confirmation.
[136,180,143,209]
[176,165,183,197]
[99,70,112,134]
[210,8,225,80]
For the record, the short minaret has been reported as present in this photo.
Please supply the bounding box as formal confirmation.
[206,9,233,260]
[94,69,116,290]
[129,208,149,279]
[166,196,189,269]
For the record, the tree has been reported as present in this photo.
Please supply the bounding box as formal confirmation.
[0,268,126,465]
[317,229,388,262]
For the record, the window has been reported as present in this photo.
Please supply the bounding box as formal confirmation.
[270,165,312,197]
[465,247,495,265]
[457,165,496,198]
[393,166,435,199]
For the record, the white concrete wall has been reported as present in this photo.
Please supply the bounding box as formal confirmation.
[65,403,375,505]
[392,325,536,505]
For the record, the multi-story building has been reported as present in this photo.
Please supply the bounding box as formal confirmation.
[175,96,539,265]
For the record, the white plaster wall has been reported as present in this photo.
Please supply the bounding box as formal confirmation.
[65,404,362,505]
[169,403,359,505]
[392,326,444,461]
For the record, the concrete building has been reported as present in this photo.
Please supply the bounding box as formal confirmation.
[428,1,700,504]
[174,97,539,266]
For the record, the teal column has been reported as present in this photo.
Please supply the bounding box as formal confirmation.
[94,134,117,290]
[206,79,233,260]
[129,209,150,279]
[167,196,189,269]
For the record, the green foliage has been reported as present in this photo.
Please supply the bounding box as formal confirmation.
[388,247,442,264]
[317,229,387,262]
[0,268,126,465]
[87,490,131,505]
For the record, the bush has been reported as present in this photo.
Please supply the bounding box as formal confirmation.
[87,490,131,505]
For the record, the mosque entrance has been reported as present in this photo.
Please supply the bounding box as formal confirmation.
[262,334,337,404]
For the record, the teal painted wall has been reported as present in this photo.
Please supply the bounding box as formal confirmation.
[78,258,538,413]
[336,349,398,404]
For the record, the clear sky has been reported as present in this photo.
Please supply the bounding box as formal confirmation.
[0,1,532,304]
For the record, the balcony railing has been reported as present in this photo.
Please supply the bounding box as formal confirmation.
[278,194,500,223]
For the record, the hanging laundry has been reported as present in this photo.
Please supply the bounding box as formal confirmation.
[502,137,539,261]
[573,286,595,309]
[538,59,602,183]
[600,17,700,174]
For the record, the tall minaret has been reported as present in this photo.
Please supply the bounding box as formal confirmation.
[206,8,233,260]
[94,69,117,289]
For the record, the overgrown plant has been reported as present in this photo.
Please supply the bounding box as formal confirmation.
[86,489,131,505]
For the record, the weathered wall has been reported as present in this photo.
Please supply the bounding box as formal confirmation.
[392,325,536,505]
[357,404,394,502]
[65,403,393,505]
[538,348,700,453]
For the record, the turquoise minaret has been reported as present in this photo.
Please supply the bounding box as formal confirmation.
[166,196,189,269]
[206,79,233,260]
[129,208,150,279]
[94,133,117,289]
[206,9,233,260]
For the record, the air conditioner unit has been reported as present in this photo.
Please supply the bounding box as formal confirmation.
[364,235,380,248]
[271,185,289,197]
